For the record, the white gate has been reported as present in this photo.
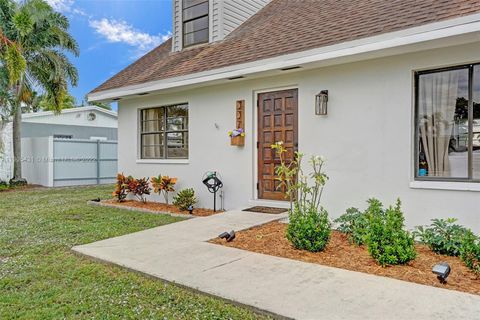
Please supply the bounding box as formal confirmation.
[53,138,117,187]
[22,137,117,187]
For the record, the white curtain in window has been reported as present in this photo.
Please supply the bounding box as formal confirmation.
[419,70,461,177]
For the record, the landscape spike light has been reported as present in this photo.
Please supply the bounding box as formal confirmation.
[218,230,235,242]
[226,230,235,242]
[432,262,450,284]
[218,232,229,239]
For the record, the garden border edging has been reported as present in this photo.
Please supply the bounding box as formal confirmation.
[87,200,197,219]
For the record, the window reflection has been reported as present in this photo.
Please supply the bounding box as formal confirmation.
[473,65,480,179]
[140,105,188,159]
[417,68,469,178]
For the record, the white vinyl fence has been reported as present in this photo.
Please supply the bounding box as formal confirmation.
[22,137,117,187]
[0,122,13,182]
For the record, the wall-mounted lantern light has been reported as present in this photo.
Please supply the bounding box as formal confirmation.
[315,90,328,115]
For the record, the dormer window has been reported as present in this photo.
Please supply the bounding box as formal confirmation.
[183,0,209,47]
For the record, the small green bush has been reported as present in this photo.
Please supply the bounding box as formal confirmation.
[334,207,369,245]
[460,230,480,275]
[287,205,331,252]
[9,178,27,187]
[0,180,9,191]
[365,198,416,266]
[173,188,197,211]
[413,218,468,256]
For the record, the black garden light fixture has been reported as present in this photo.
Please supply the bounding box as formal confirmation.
[315,90,328,115]
[188,205,194,214]
[218,230,236,242]
[202,171,223,212]
[432,262,451,284]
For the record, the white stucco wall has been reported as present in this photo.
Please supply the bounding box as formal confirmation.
[118,42,480,231]
[0,122,13,182]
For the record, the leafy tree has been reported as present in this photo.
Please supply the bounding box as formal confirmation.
[39,92,76,111]
[21,90,41,113]
[0,0,79,182]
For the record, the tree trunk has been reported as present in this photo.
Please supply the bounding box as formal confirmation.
[12,104,22,179]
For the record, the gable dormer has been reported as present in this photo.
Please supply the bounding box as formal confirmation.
[172,0,271,52]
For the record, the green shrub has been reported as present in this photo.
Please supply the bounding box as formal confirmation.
[334,207,369,245]
[9,178,27,187]
[287,204,331,252]
[0,180,9,191]
[271,142,331,252]
[460,230,480,275]
[173,188,197,211]
[413,218,468,256]
[365,198,416,266]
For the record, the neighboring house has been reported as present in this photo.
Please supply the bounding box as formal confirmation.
[22,106,118,140]
[0,106,118,186]
[88,0,480,231]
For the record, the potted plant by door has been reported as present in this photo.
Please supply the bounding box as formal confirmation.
[229,128,245,146]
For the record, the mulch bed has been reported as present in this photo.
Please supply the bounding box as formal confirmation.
[210,221,480,295]
[104,199,223,217]
[242,206,288,214]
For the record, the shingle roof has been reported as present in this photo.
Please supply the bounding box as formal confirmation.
[91,0,480,94]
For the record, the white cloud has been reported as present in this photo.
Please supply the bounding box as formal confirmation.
[89,18,171,56]
[44,0,74,12]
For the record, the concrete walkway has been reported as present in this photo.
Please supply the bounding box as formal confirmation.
[73,210,480,320]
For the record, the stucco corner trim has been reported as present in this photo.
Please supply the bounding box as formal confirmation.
[410,180,480,192]
[136,159,189,165]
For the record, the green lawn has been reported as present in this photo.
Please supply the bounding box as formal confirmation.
[0,185,267,319]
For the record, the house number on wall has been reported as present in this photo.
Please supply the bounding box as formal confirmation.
[230,100,245,147]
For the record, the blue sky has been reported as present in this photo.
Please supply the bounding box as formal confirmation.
[46,0,173,109]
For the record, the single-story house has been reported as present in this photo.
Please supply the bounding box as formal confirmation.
[88,0,480,231]
[21,106,118,140]
[0,106,118,185]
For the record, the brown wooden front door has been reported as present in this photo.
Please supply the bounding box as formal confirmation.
[257,89,298,200]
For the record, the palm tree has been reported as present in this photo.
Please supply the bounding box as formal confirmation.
[39,91,76,111]
[0,67,13,158]
[0,0,79,183]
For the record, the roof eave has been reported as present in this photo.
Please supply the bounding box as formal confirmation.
[22,106,118,119]
[88,13,480,103]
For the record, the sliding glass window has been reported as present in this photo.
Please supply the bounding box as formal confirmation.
[415,63,480,181]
